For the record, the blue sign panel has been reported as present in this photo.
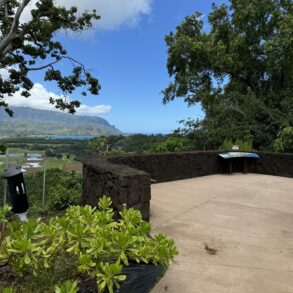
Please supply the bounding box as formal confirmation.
[219,152,260,159]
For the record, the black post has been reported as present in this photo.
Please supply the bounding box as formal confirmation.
[4,164,29,214]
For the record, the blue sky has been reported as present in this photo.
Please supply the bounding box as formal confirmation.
[16,0,228,134]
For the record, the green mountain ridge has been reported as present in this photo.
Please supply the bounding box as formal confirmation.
[0,107,121,137]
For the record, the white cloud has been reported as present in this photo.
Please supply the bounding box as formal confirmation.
[0,69,10,81]
[21,0,152,30]
[0,67,17,80]
[4,83,112,116]
[78,104,112,115]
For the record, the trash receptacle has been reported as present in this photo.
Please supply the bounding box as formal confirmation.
[4,164,29,215]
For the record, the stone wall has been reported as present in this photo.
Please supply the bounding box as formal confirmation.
[83,158,151,220]
[251,152,293,178]
[109,151,223,183]
[83,151,293,220]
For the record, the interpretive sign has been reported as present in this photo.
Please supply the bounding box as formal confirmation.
[219,152,260,159]
[218,152,260,174]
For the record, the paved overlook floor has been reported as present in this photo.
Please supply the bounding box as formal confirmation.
[150,174,293,293]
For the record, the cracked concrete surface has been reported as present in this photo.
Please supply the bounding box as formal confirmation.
[150,174,293,293]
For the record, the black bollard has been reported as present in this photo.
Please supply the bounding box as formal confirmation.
[4,164,29,217]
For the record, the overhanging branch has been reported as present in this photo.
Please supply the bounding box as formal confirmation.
[0,0,31,60]
[10,52,87,74]
[0,0,9,7]
[26,56,87,72]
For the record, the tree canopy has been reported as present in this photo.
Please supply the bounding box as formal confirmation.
[0,0,100,116]
[164,0,293,150]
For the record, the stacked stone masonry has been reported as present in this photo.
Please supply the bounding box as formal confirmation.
[83,151,293,220]
[83,158,151,220]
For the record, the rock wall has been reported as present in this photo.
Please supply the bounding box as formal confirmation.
[83,158,151,220]
[109,151,223,183]
[83,151,293,220]
[251,152,293,177]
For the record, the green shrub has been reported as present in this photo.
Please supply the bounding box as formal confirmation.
[0,144,6,155]
[234,139,253,152]
[46,172,81,211]
[220,139,253,152]
[150,137,193,153]
[24,169,81,213]
[3,288,16,293]
[54,280,78,293]
[0,204,11,224]
[0,169,82,216]
[219,139,234,151]
[0,197,178,292]
[274,127,293,152]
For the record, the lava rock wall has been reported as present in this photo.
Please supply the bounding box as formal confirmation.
[83,151,293,220]
[251,152,293,177]
[109,151,223,183]
[83,158,151,220]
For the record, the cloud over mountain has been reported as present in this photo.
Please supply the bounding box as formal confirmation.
[4,83,112,116]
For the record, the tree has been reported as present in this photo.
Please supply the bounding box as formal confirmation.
[0,143,6,154]
[0,0,100,116]
[274,127,293,152]
[164,0,293,150]
[150,136,193,153]
[175,119,218,151]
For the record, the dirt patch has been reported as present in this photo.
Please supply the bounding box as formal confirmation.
[63,162,82,172]
[204,243,218,255]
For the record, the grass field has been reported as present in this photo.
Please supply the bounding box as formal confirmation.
[0,148,82,173]
[44,158,82,172]
[45,159,64,169]
[6,148,46,154]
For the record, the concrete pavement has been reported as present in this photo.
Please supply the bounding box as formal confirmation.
[151,174,293,293]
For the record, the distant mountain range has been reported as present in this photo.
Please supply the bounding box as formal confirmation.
[0,107,121,137]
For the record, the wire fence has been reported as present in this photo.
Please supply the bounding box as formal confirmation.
[0,165,45,210]
[0,151,82,213]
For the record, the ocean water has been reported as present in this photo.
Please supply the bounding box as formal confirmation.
[47,135,96,140]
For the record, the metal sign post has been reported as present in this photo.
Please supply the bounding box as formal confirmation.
[42,157,46,207]
[3,148,8,205]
